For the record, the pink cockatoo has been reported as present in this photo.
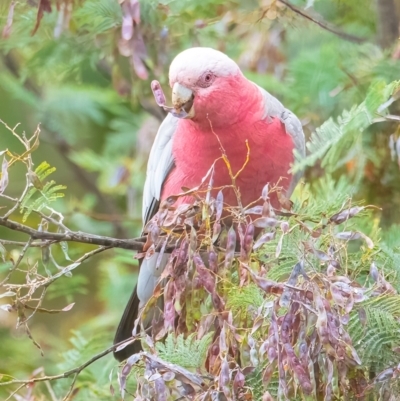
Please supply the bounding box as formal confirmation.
[114,47,305,361]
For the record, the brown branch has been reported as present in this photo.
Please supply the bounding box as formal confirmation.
[0,217,145,251]
[278,0,366,44]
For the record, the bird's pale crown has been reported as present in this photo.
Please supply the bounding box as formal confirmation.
[169,47,240,87]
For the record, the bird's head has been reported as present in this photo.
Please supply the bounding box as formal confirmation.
[167,47,246,125]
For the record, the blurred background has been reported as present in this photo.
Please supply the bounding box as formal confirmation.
[0,0,399,399]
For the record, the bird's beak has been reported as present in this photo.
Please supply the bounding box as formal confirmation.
[172,83,195,118]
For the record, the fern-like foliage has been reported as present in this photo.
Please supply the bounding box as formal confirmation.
[226,283,264,313]
[74,0,122,34]
[54,331,117,401]
[348,296,400,371]
[20,161,66,222]
[294,174,357,217]
[155,332,213,370]
[292,80,400,173]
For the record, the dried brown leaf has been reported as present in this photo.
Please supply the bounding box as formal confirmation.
[0,157,9,193]
[32,0,52,36]
[2,1,16,39]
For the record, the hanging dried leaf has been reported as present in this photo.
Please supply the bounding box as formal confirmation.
[54,0,71,39]
[2,1,16,39]
[61,302,75,311]
[224,226,236,269]
[240,223,254,261]
[245,266,283,295]
[193,253,215,294]
[335,231,362,241]
[233,369,245,394]
[131,28,148,80]
[0,157,9,194]
[329,206,364,224]
[245,205,263,215]
[253,217,278,228]
[122,13,134,41]
[215,190,224,221]
[253,232,275,249]
[31,0,52,36]
[275,233,284,258]
[261,183,269,200]
[262,391,275,401]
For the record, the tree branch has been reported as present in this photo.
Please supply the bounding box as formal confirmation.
[0,217,145,251]
[278,0,366,44]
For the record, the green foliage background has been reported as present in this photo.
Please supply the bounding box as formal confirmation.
[0,0,400,399]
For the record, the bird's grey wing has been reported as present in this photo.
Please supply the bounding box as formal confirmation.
[114,113,179,361]
[138,112,179,308]
[256,84,305,196]
[142,113,179,225]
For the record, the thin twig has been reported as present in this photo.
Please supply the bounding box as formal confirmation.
[0,120,25,148]
[0,239,55,247]
[6,246,112,290]
[44,381,58,401]
[278,0,366,44]
[0,217,146,250]
[4,383,27,401]
[0,336,138,387]
[62,373,78,401]
[0,193,18,202]
[23,286,47,323]
[42,246,112,286]
[2,177,31,220]
[0,238,32,285]
[36,210,70,233]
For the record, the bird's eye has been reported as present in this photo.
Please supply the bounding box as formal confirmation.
[198,71,215,88]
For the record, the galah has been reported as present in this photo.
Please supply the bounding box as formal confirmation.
[114,47,305,361]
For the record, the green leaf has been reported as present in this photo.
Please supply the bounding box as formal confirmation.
[155,332,213,370]
[292,80,400,173]
[20,163,66,222]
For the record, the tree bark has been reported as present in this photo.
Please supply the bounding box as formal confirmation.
[376,0,399,48]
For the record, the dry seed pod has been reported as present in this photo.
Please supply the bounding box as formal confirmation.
[329,206,364,225]
[220,357,230,388]
[215,190,224,221]
[245,205,263,215]
[254,217,278,228]
[208,250,218,273]
[254,232,276,249]
[154,377,167,401]
[233,369,245,394]
[240,223,254,261]
[284,343,312,395]
[212,292,225,312]
[193,253,215,294]
[262,391,275,401]
[224,226,236,269]
[246,268,283,294]
[261,183,269,200]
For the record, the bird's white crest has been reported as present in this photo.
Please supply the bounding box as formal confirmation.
[169,47,240,85]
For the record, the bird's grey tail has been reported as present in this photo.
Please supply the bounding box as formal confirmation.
[113,284,142,362]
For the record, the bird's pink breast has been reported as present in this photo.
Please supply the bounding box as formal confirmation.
[161,114,295,209]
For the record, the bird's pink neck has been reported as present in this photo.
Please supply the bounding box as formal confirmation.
[189,74,263,129]
[162,74,294,209]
